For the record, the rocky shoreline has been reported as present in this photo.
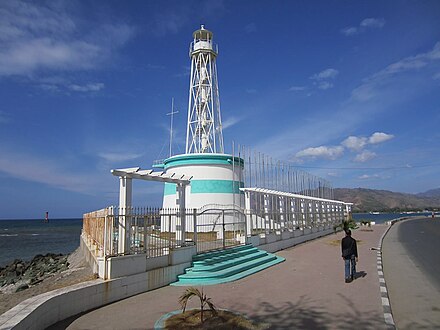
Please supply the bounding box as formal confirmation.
[0,253,69,293]
[0,248,95,316]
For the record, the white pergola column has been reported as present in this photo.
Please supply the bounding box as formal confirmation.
[244,190,252,236]
[345,203,352,221]
[118,176,132,254]
[175,183,187,245]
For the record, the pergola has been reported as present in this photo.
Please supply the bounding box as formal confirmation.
[111,167,192,252]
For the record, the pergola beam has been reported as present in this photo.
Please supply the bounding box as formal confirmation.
[240,187,351,205]
[111,168,192,184]
[111,167,193,250]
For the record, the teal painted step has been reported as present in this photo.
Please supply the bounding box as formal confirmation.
[171,244,285,286]
[192,246,260,265]
[192,246,261,267]
[189,250,269,273]
[180,253,279,280]
[192,244,254,261]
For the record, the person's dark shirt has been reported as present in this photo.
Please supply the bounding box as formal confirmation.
[341,235,358,258]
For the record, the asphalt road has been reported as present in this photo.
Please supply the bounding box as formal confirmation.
[382,218,440,329]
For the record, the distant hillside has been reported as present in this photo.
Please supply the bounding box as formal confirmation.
[417,188,440,198]
[334,188,440,212]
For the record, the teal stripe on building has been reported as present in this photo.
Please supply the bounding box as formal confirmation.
[163,154,244,169]
[164,183,177,196]
[164,180,244,196]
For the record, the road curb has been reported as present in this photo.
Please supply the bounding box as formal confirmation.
[377,223,396,329]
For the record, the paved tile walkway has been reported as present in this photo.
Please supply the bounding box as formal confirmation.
[53,225,390,330]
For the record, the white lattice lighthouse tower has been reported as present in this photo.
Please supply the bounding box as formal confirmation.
[160,26,244,213]
[186,25,224,154]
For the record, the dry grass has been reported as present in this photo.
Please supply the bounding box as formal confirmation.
[165,309,269,330]
[326,239,363,246]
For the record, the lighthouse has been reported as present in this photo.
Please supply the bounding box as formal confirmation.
[186,25,223,154]
[160,25,244,211]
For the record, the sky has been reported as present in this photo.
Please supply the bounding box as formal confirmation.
[1,0,440,219]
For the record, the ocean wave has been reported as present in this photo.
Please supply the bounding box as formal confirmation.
[0,234,18,237]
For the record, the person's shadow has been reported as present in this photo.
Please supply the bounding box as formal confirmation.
[355,271,367,279]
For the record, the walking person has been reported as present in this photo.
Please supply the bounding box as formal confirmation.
[341,229,358,283]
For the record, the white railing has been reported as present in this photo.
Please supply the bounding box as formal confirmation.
[82,201,348,259]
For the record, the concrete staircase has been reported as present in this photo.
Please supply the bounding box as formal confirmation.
[171,244,285,286]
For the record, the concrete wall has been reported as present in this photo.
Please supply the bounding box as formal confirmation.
[104,245,196,279]
[80,235,99,275]
[247,224,334,253]
[0,261,192,330]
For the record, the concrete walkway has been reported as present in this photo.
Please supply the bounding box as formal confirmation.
[52,226,390,330]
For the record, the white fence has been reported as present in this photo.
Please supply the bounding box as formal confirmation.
[82,206,248,258]
[82,196,350,260]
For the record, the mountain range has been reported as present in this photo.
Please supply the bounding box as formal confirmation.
[333,188,440,212]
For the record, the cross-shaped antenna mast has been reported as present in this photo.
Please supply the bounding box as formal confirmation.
[166,97,179,157]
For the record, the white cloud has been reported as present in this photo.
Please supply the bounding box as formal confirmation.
[350,83,375,102]
[354,150,377,162]
[340,27,358,36]
[292,131,391,164]
[69,83,105,92]
[0,38,100,75]
[369,132,394,144]
[341,17,385,36]
[290,69,337,94]
[311,68,339,80]
[432,72,440,80]
[351,42,440,102]
[0,147,102,194]
[360,18,386,29]
[318,81,334,90]
[295,146,344,160]
[0,1,134,77]
[358,174,380,180]
[342,136,368,151]
[255,44,437,167]
[98,152,143,163]
[310,68,339,90]
[222,116,243,130]
[342,132,393,153]
[30,76,105,93]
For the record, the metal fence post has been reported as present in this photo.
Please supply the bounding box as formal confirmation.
[143,213,148,254]
[168,212,172,248]
[193,208,197,247]
[222,209,225,249]
[103,208,108,257]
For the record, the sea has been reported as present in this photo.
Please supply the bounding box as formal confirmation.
[351,212,436,223]
[0,212,435,268]
[0,218,82,268]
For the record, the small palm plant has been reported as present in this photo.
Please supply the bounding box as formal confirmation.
[179,287,217,323]
[343,218,358,231]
